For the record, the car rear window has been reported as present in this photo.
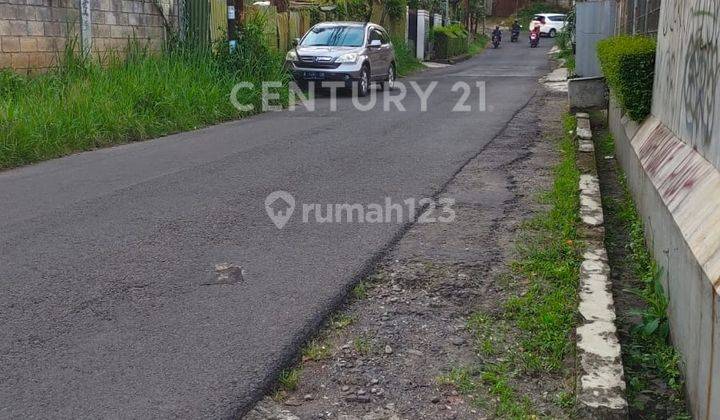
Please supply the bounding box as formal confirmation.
[301,26,365,47]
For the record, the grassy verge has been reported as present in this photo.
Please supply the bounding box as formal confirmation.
[504,115,581,374]
[0,15,287,170]
[440,115,581,417]
[554,21,575,74]
[557,48,575,74]
[597,133,689,417]
[468,35,489,56]
[392,37,424,77]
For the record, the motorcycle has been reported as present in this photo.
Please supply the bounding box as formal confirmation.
[529,31,539,48]
[511,28,520,42]
[492,34,501,49]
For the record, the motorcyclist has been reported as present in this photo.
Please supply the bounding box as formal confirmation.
[531,21,542,35]
[530,24,541,39]
[512,20,521,33]
[492,26,502,42]
[528,24,540,47]
[511,19,521,41]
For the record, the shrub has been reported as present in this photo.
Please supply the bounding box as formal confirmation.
[432,24,469,59]
[335,0,370,21]
[597,35,656,122]
[554,9,574,52]
[391,36,423,76]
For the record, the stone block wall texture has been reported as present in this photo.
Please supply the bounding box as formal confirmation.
[0,0,177,73]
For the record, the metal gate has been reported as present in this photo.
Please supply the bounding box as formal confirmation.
[182,0,229,49]
[576,0,616,77]
[185,0,211,48]
[617,0,661,36]
[408,9,418,53]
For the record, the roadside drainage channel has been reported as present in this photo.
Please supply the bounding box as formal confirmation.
[575,112,629,418]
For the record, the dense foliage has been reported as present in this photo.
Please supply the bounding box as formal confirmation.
[391,36,423,76]
[597,35,656,121]
[432,24,469,59]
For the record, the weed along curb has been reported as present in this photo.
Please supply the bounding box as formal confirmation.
[574,112,629,418]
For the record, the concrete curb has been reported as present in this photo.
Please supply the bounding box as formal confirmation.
[429,53,472,65]
[574,112,629,419]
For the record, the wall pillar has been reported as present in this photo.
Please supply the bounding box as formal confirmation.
[79,0,92,56]
[416,9,428,61]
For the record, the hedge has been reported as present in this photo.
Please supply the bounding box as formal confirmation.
[597,35,656,122]
[432,24,469,59]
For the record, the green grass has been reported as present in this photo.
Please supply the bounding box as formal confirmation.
[436,367,478,394]
[555,390,576,409]
[467,311,500,356]
[480,363,535,418]
[0,15,288,170]
[329,313,356,330]
[557,47,575,74]
[392,36,423,76]
[302,339,331,361]
[504,114,581,373]
[353,335,373,355]
[468,35,489,56]
[277,367,302,392]
[351,281,370,300]
[599,134,688,414]
[459,115,581,417]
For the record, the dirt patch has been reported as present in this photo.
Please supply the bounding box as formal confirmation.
[247,85,570,420]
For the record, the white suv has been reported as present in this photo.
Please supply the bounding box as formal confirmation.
[528,13,567,38]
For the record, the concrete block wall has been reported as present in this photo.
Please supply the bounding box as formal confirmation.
[0,0,78,71]
[0,0,176,73]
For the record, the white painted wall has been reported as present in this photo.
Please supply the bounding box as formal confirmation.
[416,10,429,61]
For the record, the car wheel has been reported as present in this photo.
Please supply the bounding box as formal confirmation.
[358,65,370,97]
[549,29,557,38]
[383,64,395,91]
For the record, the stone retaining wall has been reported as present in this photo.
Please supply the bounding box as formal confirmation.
[0,0,176,73]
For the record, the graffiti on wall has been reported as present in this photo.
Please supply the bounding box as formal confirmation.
[654,0,720,169]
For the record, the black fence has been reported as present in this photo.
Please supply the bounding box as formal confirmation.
[617,0,661,36]
[408,9,418,53]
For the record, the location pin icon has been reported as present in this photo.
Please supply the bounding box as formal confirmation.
[265,191,295,229]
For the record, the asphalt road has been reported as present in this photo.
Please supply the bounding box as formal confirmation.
[0,36,552,418]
